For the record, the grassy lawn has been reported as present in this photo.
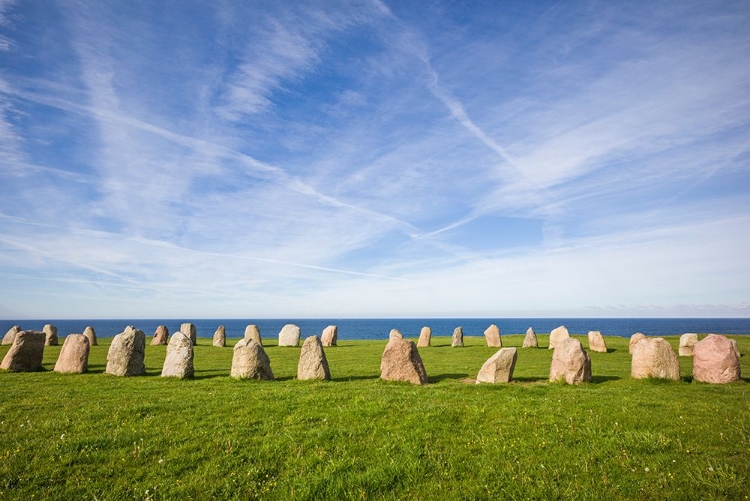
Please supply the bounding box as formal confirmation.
[1,334,749,500]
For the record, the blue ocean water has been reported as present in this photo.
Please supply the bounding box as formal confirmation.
[1,318,749,340]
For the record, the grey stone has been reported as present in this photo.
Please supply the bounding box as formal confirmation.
[180,323,197,345]
[151,325,169,346]
[105,326,146,377]
[629,333,646,354]
[297,336,331,380]
[484,324,502,348]
[451,326,464,347]
[54,334,90,373]
[278,324,301,347]
[244,325,263,345]
[0,330,45,371]
[2,325,20,345]
[43,324,58,346]
[161,332,194,378]
[380,338,428,385]
[83,326,98,346]
[550,338,591,384]
[548,325,569,350]
[522,327,538,348]
[213,325,226,347]
[231,339,274,380]
[389,329,403,341]
[587,331,607,353]
[417,326,431,347]
[679,333,699,357]
[321,325,338,347]
[631,337,680,381]
[476,348,517,384]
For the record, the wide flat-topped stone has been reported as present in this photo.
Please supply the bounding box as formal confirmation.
[278,324,301,347]
[693,334,740,383]
[631,337,680,381]
[1,330,45,371]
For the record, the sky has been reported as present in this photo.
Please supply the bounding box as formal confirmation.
[0,0,749,319]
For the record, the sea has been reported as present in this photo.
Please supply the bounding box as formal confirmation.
[1,318,749,340]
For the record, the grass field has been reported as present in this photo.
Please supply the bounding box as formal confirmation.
[1,333,749,500]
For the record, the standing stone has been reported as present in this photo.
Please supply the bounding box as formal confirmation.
[587,331,607,353]
[2,325,20,345]
[693,334,741,384]
[389,329,403,341]
[484,324,502,348]
[105,326,146,377]
[631,338,680,381]
[417,326,431,348]
[0,330,45,371]
[549,338,591,384]
[231,339,274,380]
[83,326,98,346]
[730,339,740,358]
[451,326,464,347]
[476,348,517,384]
[679,333,699,357]
[180,323,197,345]
[43,324,58,346]
[213,325,226,347]
[297,336,331,381]
[522,327,538,348]
[54,334,90,373]
[151,325,169,346]
[629,333,646,354]
[548,325,569,350]
[244,325,263,345]
[278,324,301,347]
[321,325,338,347]
[380,338,428,385]
[161,332,194,379]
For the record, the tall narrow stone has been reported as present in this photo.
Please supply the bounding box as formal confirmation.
[549,338,591,384]
[451,326,464,347]
[213,325,226,347]
[161,332,194,378]
[484,324,502,348]
[476,348,517,384]
[321,325,338,347]
[389,329,403,341]
[83,326,98,346]
[0,330,45,371]
[679,333,699,357]
[629,333,646,354]
[2,325,20,345]
[43,324,58,346]
[244,325,262,345]
[548,325,569,350]
[278,324,301,347]
[417,326,431,347]
[587,331,607,353]
[297,336,331,380]
[631,338,680,381]
[54,334,90,373]
[151,325,169,346]
[693,334,741,383]
[105,326,146,377]
[522,327,538,348]
[231,339,274,380]
[380,338,428,385]
[180,323,197,345]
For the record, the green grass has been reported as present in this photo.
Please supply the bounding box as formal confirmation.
[1,334,749,500]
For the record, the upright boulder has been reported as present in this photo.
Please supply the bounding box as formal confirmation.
[0,330,45,371]
[83,326,98,346]
[151,325,169,346]
[244,325,262,345]
[278,324,301,347]
[380,338,428,385]
[587,331,607,353]
[43,324,58,346]
[54,334,90,373]
[213,325,226,347]
[2,325,20,345]
[476,348,517,384]
[161,332,194,379]
[297,336,331,381]
[693,334,741,384]
[105,326,146,377]
[548,325,569,350]
[522,327,538,348]
[180,323,197,345]
[679,333,699,357]
[321,325,338,347]
[231,339,274,380]
[549,338,591,384]
[417,326,431,348]
[389,329,403,341]
[451,326,464,347]
[484,324,502,348]
[629,333,646,354]
[631,338,680,381]
[730,339,740,358]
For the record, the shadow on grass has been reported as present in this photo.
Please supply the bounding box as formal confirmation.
[513,376,549,383]
[606,348,618,353]
[590,375,621,383]
[332,374,380,382]
[428,373,469,383]
[192,372,229,380]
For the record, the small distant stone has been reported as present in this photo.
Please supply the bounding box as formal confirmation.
[213,325,226,347]
[54,334,90,374]
[151,325,169,346]
[730,339,740,358]
[0,330,45,371]
[679,333,699,357]
[278,324,301,347]
[1,325,20,346]
[389,329,403,341]
[548,325,569,350]
[549,338,591,384]
[105,326,146,377]
[321,325,338,347]
[180,323,197,345]
[244,325,262,345]
[43,324,58,346]
[631,337,680,381]
[380,338,428,385]
[587,331,607,353]
[231,339,274,380]
[693,334,741,384]
[522,327,538,348]
[161,332,194,379]
[484,324,502,348]
[629,332,646,354]
[417,326,431,347]
[83,326,98,346]
[297,336,331,381]
[476,347,517,384]
[451,326,464,347]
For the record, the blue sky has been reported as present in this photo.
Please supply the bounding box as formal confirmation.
[1,0,749,319]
